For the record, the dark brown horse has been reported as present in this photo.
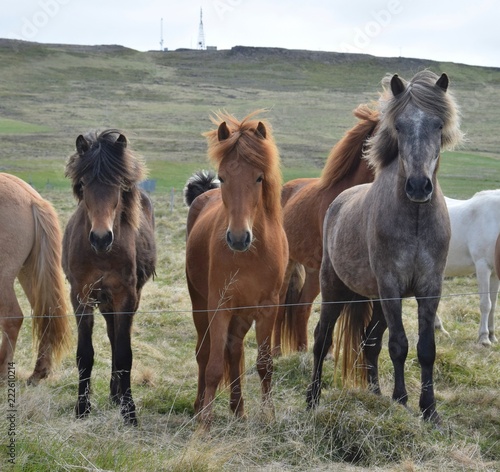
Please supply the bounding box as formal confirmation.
[0,173,71,384]
[62,129,156,425]
[185,111,288,428]
[307,71,463,423]
[273,105,379,355]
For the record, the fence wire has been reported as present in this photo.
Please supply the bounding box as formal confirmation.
[3,289,496,320]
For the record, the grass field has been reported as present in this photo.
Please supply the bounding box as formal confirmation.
[0,39,499,471]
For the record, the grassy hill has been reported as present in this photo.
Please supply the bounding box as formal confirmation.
[0,39,499,194]
[0,40,499,471]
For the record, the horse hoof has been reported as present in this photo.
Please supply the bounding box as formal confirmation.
[120,401,138,426]
[75,400,91,419]
[109,394,122,406]
[478,334,492,347]
[27,375,40,387]
[489,334,498,343]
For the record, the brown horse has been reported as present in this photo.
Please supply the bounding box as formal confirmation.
[307,71,464,423]
[185,111,288,428]
[0,173,71,384]
[62,130,156,425]
[272,105,379,355]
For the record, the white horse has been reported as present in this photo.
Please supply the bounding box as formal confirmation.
[443,190,500,346]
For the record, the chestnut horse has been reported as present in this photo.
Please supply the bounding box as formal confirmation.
[185,111,288,428]
[62,130,156,425]
[272,105,379,355]
[0,173,71,384]
[308,71,463,423]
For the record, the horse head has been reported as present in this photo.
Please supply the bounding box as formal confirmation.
[74,133,128,253]
[216,121,268,252]
[389,73,450,203]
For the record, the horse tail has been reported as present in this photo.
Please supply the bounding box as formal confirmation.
[183,170,220,206]
[25,198,72,366]
[332,298,372,389]
[280,262,306,355]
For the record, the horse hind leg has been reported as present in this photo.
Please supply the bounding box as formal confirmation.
[487,275,499,343]
[362,300,387,395]
[476,261,495,346]
[0,284,24,379]
[255,309,276,420]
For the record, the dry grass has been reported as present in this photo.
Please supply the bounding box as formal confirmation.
[0,190,498,471]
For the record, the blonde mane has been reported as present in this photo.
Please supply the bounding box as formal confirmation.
[204,110,283,219]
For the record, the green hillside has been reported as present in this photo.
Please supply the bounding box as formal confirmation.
[0,39,499,195]
[1,39,499,471]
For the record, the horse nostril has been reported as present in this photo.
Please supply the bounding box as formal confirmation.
[245,231,251,247]
[424,178,433,194]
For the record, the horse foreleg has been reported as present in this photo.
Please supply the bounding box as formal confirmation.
[0,285,23,379]
[193,310,210,415]
[380,294,408,407]
[75,308,95,419]
[416,296,440,423]
[102,313,120,405]
[227,316,252,418]
[113,311,136,426]
[200,309,232,428]
[255,310,276,420]
[363,301,387,395]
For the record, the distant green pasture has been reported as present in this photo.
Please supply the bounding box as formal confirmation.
[0,118,51,134]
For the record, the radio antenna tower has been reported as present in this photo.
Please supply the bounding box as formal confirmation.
[160,18,164,51]
[197,8,205,50]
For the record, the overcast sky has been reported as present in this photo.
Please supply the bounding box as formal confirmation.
[2,0,499,68]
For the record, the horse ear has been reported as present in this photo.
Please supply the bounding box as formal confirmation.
[256,121,267,139]
[76,135,89,155]
[435,73,449,92]
[218,121,230,141]
[116,133,128,147]
[390,74,405,97]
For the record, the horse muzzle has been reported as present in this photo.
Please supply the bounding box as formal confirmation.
[226,229,252,252]
[89,230,114,253]
[405,176,433,203]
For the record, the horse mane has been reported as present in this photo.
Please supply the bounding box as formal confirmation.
[365,70,464,172]
[65,129,146,230]
[318,104,379,190]
[203,110,282,219]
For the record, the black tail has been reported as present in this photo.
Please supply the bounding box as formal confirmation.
[183,170,220,206]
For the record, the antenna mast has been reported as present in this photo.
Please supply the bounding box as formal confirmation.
[160,18,164,51]
[197,8,205,50]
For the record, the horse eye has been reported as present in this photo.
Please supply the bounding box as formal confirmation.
[218,176,224,184]
[256,176,263,183]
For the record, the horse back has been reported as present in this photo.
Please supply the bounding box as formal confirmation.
[186,188,221,236]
